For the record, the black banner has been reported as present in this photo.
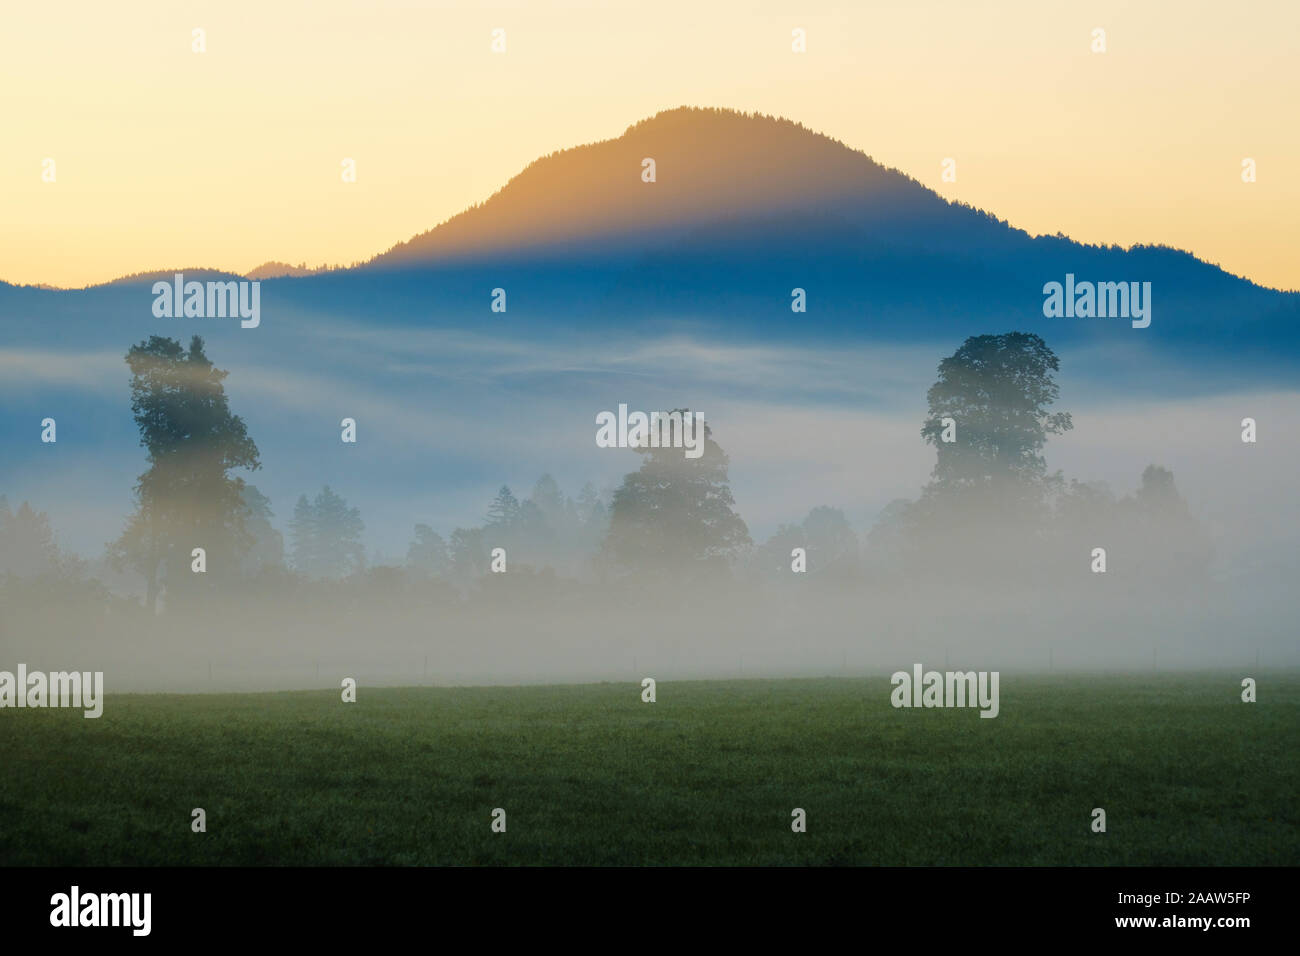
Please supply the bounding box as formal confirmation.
[0,865,1280,942]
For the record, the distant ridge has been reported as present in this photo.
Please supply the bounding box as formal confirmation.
[104,268,245,288]
[245,261,334,281]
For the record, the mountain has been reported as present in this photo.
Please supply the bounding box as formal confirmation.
[4,105,1298,394]
[327,106,1295,355]
[7,106,1297,353]
[2,107,1298,562]
[367,107,1022,267]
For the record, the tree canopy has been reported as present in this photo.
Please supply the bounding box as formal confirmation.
[602,412,750,579]
[108,335,259,609]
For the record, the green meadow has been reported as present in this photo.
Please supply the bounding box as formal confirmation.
[1,674,1295,866]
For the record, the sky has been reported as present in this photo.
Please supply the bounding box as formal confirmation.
[2,0,1297,290]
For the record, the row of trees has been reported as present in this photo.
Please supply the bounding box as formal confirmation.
[0,498,64,578]
[1,331,1212,611]
[409,477,610,583]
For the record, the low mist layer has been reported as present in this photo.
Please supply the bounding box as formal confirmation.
[3,329,1293,692]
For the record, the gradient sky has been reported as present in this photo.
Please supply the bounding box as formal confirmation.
[3,0,1296,290]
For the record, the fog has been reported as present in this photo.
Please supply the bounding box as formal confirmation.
[2,333,1297,693]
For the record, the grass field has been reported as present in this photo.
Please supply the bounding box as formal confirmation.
[1,673,1296,866]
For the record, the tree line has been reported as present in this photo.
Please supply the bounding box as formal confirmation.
[0,331,1212,616]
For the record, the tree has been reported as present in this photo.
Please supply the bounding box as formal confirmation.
[485,486,520,528]
[865,498,916,577]
[920,332,1072,501]
[575,482,605,525]
[406,524,449,576]
[1134,465,1185,517]
[801,506,860,581]
[108,335,260,611]
[239,485,284,574]
[754,507,858,584]
[449,526,490,581]
[529,475,565,524]
[886,333,1074,582]
[575,482,609,554]
[288,495,319,575]
[754,522,806,579]
[603,412,750,578]
[0,498,61,577]
[1128,465,1213,588]
[290,486,365,578]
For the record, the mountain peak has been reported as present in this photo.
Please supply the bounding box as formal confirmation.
[367,106,980,269]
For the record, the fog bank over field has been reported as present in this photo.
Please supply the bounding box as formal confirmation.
[0,581,1289,695]
[2,329,1296,692]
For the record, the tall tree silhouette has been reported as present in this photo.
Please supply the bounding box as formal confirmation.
[920,332,1072,497]
[885,332,1073,582]
[108,335,259,610]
